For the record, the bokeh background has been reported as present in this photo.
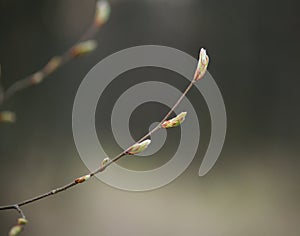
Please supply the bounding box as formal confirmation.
[0,0,300,235]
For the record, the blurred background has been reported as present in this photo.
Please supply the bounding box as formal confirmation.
[0,0,299,235]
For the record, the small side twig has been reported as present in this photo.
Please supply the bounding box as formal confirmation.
[0,1,111,235]
[3,205,28,236]
[0,0,110,106]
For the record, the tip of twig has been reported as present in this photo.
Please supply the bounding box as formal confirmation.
[94,1,111,27]
[9,218,27,236]
[194,48,209,81]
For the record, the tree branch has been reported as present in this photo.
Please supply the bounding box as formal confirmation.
[0,1,111,235]
[0,74,197,212]
[0,47,209,211]
[0,0,110,106]
[0,3,210,233]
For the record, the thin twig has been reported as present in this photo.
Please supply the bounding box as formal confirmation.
[0,1,111,235]
[0,0,110,207]
[0,7,209,232]
[0,0,110,105]
[0,47,209,210]
[14,205,26,219]
[0,63,204,212]
[0,81,194,210]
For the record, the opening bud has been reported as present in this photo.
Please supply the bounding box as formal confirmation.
[127,139,151,155]
[94,1,111,27]
[161,112,187,128]
[71,40,97,57]
[194,48,209,81]
[9,225,22,236]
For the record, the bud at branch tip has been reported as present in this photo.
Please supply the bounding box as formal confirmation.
[94,1,111,27]
[9,218,27,236]
[194,48,209,81]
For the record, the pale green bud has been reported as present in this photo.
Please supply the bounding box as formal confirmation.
[9,225,22,236]
[71,40,97,57]
[94,1,111,26]
[17,218,28,226]
[161,112,187,128]
[194,48,209,81]
[127,139,151,155]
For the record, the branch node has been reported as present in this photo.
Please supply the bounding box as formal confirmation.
[75,174,91,184]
